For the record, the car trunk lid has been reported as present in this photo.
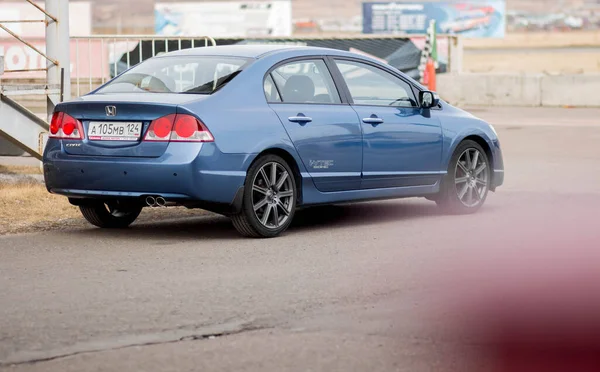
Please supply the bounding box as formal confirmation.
[58,93,207,158]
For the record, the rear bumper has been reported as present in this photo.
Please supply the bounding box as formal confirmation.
[43,140,251,209]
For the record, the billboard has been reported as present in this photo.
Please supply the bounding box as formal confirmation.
[363,1,505,38]
[155,1,292,37]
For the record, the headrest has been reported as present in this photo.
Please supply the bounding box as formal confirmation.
[282,75,315,103]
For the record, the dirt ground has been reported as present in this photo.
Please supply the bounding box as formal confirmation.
[0,165,41,175]
[462,31,600,73]
[464,31,600,49]
[464,50,600,74]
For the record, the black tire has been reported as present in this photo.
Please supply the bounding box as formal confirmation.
[231,154,297,238]
[79,202,142,228]
[436,140,491,214]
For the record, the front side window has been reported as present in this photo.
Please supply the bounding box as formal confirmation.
[270,59,341,104]
[335,60,417,107]
[97,56,251,94]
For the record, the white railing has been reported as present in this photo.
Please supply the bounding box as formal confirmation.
[70,35,217,97]
[0,0,68,159]
[0,0,66,101]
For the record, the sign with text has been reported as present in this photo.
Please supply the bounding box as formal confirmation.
[0,39,107,79]
[363,1,505,38]
[155,1,292,37]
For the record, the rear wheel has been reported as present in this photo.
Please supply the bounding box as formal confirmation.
[436,140,490,214]
[232,155,297,238]
[79,202,142,228]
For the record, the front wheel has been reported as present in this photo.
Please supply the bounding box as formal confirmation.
[79,202,142,228]
[436,140,491,214]
[231,155,297,238]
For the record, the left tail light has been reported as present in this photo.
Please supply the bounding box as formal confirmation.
[49,112,84,140]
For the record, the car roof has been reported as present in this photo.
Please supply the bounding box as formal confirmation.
[158,44,345,59]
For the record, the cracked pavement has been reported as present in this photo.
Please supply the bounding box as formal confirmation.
[1,107,600,371]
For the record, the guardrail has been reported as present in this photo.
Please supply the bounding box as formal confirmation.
[70,36,217,97]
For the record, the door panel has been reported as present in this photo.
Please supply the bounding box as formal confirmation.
[357,106,443,189]
[267,59,362,192]
[270,104,362,192]
[333,59,443,189]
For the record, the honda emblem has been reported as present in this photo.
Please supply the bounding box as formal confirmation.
[105,106,117,117]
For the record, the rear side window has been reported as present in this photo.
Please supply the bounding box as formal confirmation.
[264,74,282,103]
[269,59,341,104]
[97,56,251,94]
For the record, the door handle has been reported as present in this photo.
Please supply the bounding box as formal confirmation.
[362,117,384,125]
[288,115,312,124]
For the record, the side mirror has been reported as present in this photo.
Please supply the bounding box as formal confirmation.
[420,91,440,109]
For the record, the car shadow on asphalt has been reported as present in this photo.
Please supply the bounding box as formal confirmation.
[291,200,442,232]
[66,199,462,241]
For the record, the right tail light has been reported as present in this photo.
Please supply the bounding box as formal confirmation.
[144,114,214,143]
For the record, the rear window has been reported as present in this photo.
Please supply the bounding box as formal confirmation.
[97,56,252,95]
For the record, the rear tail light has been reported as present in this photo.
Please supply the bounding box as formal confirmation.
[144,114,176,142]
[49,112,84,139]
[171,114,214,142]
[144,114,214,143]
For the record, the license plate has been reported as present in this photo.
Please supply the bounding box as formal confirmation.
[88,122,142,141]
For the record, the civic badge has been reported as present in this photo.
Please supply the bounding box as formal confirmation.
[105,105,117,117]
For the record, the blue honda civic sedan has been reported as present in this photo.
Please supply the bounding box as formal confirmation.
[43,45,504,238]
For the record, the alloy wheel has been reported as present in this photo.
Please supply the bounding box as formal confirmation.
[251,162,294,229]
[454,148,489,208]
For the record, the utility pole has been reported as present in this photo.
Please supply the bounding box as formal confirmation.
[45,0,70,120]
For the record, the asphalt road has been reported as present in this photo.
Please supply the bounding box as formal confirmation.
[1,107,600,371]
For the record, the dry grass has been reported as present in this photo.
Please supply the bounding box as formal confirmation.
[0,181,80,235]
[0,181,209,235]
[0,164,42,175]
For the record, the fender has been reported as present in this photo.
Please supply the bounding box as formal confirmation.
[442,123,498,170]
[241,139,308,175]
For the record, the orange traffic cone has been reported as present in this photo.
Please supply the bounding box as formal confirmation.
[425,59,437,91]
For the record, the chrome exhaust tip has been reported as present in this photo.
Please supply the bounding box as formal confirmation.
[156,197,166,207]
[145,196,156,207]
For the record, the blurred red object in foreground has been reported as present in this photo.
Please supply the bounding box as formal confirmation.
[433,234,600,372]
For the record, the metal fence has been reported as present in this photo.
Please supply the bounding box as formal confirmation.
[70,35,217,97]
